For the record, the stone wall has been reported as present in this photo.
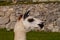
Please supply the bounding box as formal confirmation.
[0,3,60,32]
[33,0,60,2]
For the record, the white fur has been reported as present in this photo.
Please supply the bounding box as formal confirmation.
[14,15,43,40]
[14,19,26,40]
[23,16,43,31]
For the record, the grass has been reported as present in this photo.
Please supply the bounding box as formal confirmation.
[0,29,60,40]
[27,31,60,40]
[0,29,14,40]
[0,1,60,6]
[0,1,12,6]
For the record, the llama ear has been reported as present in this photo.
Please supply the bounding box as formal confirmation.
[23,10,30,19]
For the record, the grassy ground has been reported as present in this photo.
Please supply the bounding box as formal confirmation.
[0,29,60,40]
[0,1,60,6]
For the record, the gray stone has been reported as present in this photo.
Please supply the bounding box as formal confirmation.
[10,14,16,22]
[45,23,60,32]
[0,25,6,29]
[0,17,9,25]
[6,22,16,31]
[0,12,4,17]
[0,3,60,32]
[56,18,60,27]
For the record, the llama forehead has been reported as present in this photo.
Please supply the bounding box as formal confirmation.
[23,16,42,25]
[23,16,34,21]
[27,17,42,23]
[25,16,37,20]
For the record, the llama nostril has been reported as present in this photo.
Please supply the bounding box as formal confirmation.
[38,23,44,28]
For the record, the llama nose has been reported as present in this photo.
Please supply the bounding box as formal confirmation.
[38,22,44,28]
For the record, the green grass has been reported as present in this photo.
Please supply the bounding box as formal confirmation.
[0,1,12,6]
[0,29,14,40]
[27,31,60,40]
[0,1,60,6]
[0,29,60,40]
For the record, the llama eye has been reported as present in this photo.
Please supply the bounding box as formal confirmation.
[28,18,34,22]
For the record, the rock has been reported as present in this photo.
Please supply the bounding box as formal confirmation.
[49,0,57,1]
[6,22,16,31]
[52,26,60,32]
[0,12,4,17]
[10,14,16,22]
[0,8,14,25]
[5,8,14,16]
[0,3,60,32]
[33,0,38,2]
[2,6,8,11]
[9,8,14,11]
[0,6,8,12]
[46,23,54,31]
[0,25,6,29]
[56,18,60,27]
[46,23,60,32]
[0,17,9,25]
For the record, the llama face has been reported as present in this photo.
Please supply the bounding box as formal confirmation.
[22,10,44,32]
